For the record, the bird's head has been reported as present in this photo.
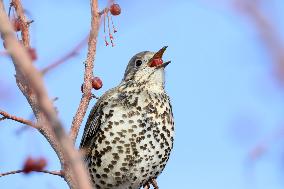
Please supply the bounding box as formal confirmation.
[123,46,171,90]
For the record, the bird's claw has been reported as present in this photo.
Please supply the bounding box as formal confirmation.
[144,178,159,189]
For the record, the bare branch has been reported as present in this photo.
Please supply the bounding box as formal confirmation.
[235,0,284,84]
[0,109,37,128]
[0,1,93,189]
[0,170,62,177]
[69,0,101,144]
[41,36,89,75]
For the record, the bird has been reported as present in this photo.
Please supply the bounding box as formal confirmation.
[80,46,175,189]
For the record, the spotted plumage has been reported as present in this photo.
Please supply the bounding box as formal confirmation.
[80,47,174,189]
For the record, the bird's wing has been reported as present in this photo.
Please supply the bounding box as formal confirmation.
[79,87,118,156]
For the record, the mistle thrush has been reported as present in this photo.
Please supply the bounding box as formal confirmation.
[80,46,175,189]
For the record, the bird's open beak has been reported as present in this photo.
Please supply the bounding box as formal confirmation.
[159,60,171,68]
[148,46,171,68]
[153,46,168,59]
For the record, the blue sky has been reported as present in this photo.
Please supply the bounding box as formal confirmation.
[1,0,284,189]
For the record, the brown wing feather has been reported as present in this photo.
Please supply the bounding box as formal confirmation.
[79,87,119,157]
[79,101,103,150]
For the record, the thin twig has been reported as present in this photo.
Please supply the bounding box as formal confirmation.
[69,0,101,144]
[99,7,108,16]
[0,109,37,128]
[0,169,62,177]
[41,36,89,75]
[98,0,115,16]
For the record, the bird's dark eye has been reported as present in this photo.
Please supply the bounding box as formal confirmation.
[135,59,143,67]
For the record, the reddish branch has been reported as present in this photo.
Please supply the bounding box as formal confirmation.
[69,0,100,143]
[11,0,30,47]
[0,110,36,128]
[235,0,284,164]
[236,0,284,84]
[0,0,105,188]
[0,169,62,177]
[0,0,97,188]
[41,36,89,75]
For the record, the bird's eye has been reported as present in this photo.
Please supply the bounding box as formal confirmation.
[135,59,143,67]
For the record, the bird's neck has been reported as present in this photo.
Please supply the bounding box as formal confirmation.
[120,79,165,94]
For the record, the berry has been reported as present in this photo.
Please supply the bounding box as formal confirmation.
[27,47,37,61]
[92,77,103,90]
[110,4,121,16]
[12,18,21,32]
[34,158,47,171]
[23,156,47,174]
[149,58,163,67]
[23,157,35,173]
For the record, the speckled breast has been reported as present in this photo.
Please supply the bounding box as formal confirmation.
[87,89,174,189]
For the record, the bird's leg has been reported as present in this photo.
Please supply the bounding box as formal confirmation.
[143,182,151,189]
[150,178,159,189]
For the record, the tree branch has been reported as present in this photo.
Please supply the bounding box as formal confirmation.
[0,109,37,128]
[0,1,93,189]
[41,35,89,75]
[69,0,101,144]
[11,0,31,47]
[0,170,62,177]
[235,0,284,84]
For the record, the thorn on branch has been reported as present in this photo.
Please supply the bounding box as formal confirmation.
[27,20,34,26]
[91,94,99,100]
[52,97,59,102]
